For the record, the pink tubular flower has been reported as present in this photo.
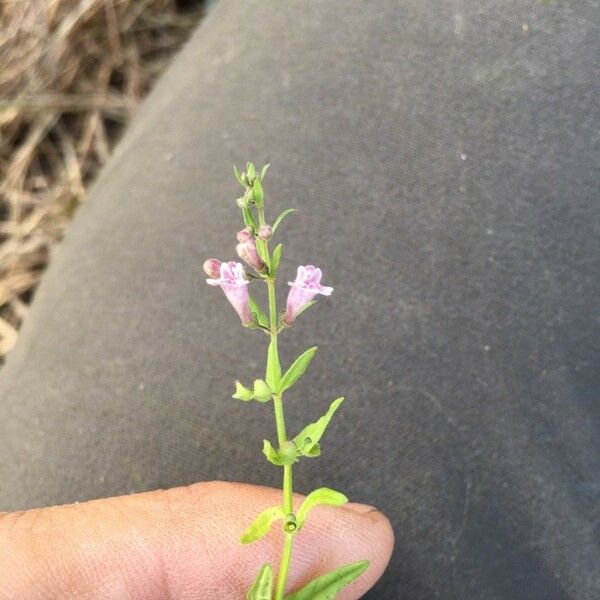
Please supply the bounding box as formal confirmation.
[284,265,333,324]
[206,261,252,325]
[236,228,265,272]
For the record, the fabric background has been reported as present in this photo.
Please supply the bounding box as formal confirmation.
[1,1,598,598]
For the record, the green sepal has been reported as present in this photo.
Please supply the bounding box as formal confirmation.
[284,560,370,600]
[247,563,273,600]
[296,488,348,529]
[249,297,269,329]
[253,379,273,402]
[262,440,297,466]
[271,243,283,275]
[240,505,285,544]
[233,380,254,401]
[246,162,256,181]
[293,397,344,457]
[279,301,317,330]
[262,439,284,466]
[280,346,318,392]
[253,177,264,208]
[272,208,296,232]
[255,238,270,265]
[260,163,270,180]
[266,339,281,390]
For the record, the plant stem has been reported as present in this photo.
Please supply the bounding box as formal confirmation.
[261,205,295,599]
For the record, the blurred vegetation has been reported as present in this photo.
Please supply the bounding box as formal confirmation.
[0,0,205,358]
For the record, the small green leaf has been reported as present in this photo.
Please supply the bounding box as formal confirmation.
[293,397,344,456]
[271,243,283,275]
[260,163,270,180]
[263,439,283,466]
[266,339,281,391]
[241,505,285,544]
[272,208,296,232]
[284,560,370,600]
[247,162,256,180]
[243,207,257,229]
[233,380,254,401]
[280,346,318,392]
[256,238,270,265]
[253,177,264,207]
[249,297,268,329]
[296,488,348,529]
[247,563,273,600]
[253,379,273,402]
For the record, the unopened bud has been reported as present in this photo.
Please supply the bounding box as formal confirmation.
[258,224,273,240]
[237,228,253,243]
[203,258,222,279]
[232,380,253,401]
[236,196,249,209]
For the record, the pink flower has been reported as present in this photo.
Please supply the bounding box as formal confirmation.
[284,265,333,324]
[206,261,252,325]
[236,228,265,272]
[257,224,273,240]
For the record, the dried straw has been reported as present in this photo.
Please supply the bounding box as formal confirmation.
[0,0,204,359]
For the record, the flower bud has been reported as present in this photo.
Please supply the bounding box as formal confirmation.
[236,229,265,272]
[203,258,222,279]
[236,196,249,209]
[237,228,253,242]
[257,224,273,240]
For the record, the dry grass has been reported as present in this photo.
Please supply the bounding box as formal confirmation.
[0,0,204,359]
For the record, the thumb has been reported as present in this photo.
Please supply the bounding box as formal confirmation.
[0,481,394,599]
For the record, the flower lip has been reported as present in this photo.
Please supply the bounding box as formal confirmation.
[288,265,333,295]
[206,261,249,287]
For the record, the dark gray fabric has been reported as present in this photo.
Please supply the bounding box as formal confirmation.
[1,1,598,598]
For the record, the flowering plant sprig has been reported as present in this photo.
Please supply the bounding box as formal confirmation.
[204,163,369,600]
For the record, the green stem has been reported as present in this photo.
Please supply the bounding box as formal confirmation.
[261,219,294,599]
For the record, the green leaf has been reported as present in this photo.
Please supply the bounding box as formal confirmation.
[266,339,281,391]
[249,297,268,329]
[247,563,273,600]
[253,177,264,208]
[296,488,348,529]
[253,379,273,402]
[256,238,270,265]
[241,505,284,544]
[243,207,257,229]
[284,560,370,600]
[260,163,270,180]
[271,243,283,275]
[233,380,254,401]
[272,208,296,232]
[247,162,256,180]
[293,397,344,457]
[280,346,318,392]
[262,439,283,466]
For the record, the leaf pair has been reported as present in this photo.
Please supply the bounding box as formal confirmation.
[241,488,346,546]
[247,561,370,600]
[262,398,344,466]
